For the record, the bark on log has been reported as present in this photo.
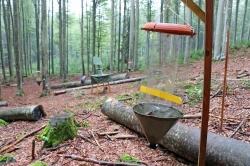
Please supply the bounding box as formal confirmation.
[51,73,129,89]
[53,77,145,94]
[101,98,250,166]
[0,101,8,107]
[0,105,46,121]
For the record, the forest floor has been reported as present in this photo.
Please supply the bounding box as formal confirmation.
[0,47,250,166]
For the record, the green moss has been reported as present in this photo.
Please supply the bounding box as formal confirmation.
[39,113,78,147]
[0,154,15,164]
[119,153,139,164]
[29,160,47,166]
[0,119,8,127]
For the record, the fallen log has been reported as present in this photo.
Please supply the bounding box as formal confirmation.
[101,98,250,166]
[54,76,145,94]
[51,73,129,89]
[0,101,8,107]
[0,105,46,121]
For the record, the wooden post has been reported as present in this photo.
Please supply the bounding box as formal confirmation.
[220,31,230,131]
[181,0,205,23]
[198,0,214,166]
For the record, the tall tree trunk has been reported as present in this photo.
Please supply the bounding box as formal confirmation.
[134,0,139,70]
[110,0,114,72]
[80,0,85,75]
[146,0,152,67]
[62,0,67,81]
[58,0,63,77]
[34,0,40,71]
[233,0,240,45]
[241,0,248,41]
[184,7,191,64]
[121,0,128,72]
[86,0,90,74]
[2,0,14,80]
[51,0,54,74]
[117,0,121,72]
[92,0,96,64]
[128,0,135,71]
[213,0,225,60]
[0,1,6,81]
[41,0,49,96]
[13,0,23,96]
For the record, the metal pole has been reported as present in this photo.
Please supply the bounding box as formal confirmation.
[220,31,230,131]
[198,0,214,165]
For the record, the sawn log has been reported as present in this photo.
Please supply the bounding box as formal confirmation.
[101,98,250,165]
[0,105,46,121]
[51,73,129,89]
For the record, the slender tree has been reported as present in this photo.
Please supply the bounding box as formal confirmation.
[41,0,49,96]
[241,0,248,41]
[110,0,114,71]
[184,7,191,64]
[51,0,54,74]
[80,0,85,75]
[33,0,40,71]
[128,0,135,71]
[233,0,240,44]
[13,0,24,96]
[0,1,6,81]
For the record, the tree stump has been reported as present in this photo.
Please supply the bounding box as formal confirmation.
[40,113,77,148]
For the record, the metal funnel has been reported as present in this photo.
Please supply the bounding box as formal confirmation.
[133,103,183,146]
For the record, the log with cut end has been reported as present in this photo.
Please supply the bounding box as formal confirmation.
[51,73,129,89]
[0,105,46,121]
[0,101,8,107]
[101,98,250,165]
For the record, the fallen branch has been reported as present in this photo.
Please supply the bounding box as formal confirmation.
[181,113,202,119]
[230,115,249,138]
[54,90,67,96]
[90,130,104,152]
[78,134,97,146]
[53,77,145,94]
[98,131,119,136]
[0,125,46,154]
[51,73,129,89]
[211,88,222,99]
[46,143,70,151]
[62,154,146,166]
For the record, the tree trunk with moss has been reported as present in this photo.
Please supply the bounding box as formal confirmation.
[101,98,250,165]
[40,113,77,148]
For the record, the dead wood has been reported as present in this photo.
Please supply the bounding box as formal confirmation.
[110,134,138,140]
[51,73,129,89]
[31,139,36,160]
[101,98,250,165]
[78,134,97,146]
[230,115,249,138]
[54,90,67,96]
[62,154,147,166]
[46,143,70,151]
[53,76,145,94]
[0,101,8,107]
[0,125,46,154]
[90,130,104,152]
[181,113,202,119]
[98,131,119,136]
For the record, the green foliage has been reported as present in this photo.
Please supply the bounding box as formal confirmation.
[79,120,90,128]
[0,119,8,127]
[116,92,143,106]
[184,83,203,105]
[190,49,204,61]
[241,80,250,89]
[119,153,139,164]
[29,160,48,166]
[0,154,15,164]
[39,115,78,148]
[81,99,104,112]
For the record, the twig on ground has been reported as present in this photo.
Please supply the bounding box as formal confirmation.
[211,88,222,99]
[230,115,249,138]
[46,143,70,151]
[62,154,147,166]
[98,131,119,136]
[110,134,138,140]
[0,125,46,154]
[90,130,104,152]
[78,134,97,146]
[32,139,36,160]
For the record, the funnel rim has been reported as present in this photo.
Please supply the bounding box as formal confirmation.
[133,102,183,120]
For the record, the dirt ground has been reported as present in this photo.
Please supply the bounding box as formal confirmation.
[0,48,249,166]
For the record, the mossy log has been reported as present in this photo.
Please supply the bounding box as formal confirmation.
[0,101,8,107]
[0,105,46,121]
[29,160,47,166]
[51,73,129,89]
[101,98,250,166]
[40,113,77,148]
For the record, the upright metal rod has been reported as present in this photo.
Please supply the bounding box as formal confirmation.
[198,0,214,165]
[220,31,230,131]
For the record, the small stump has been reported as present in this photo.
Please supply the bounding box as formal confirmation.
[40,113,77,147]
